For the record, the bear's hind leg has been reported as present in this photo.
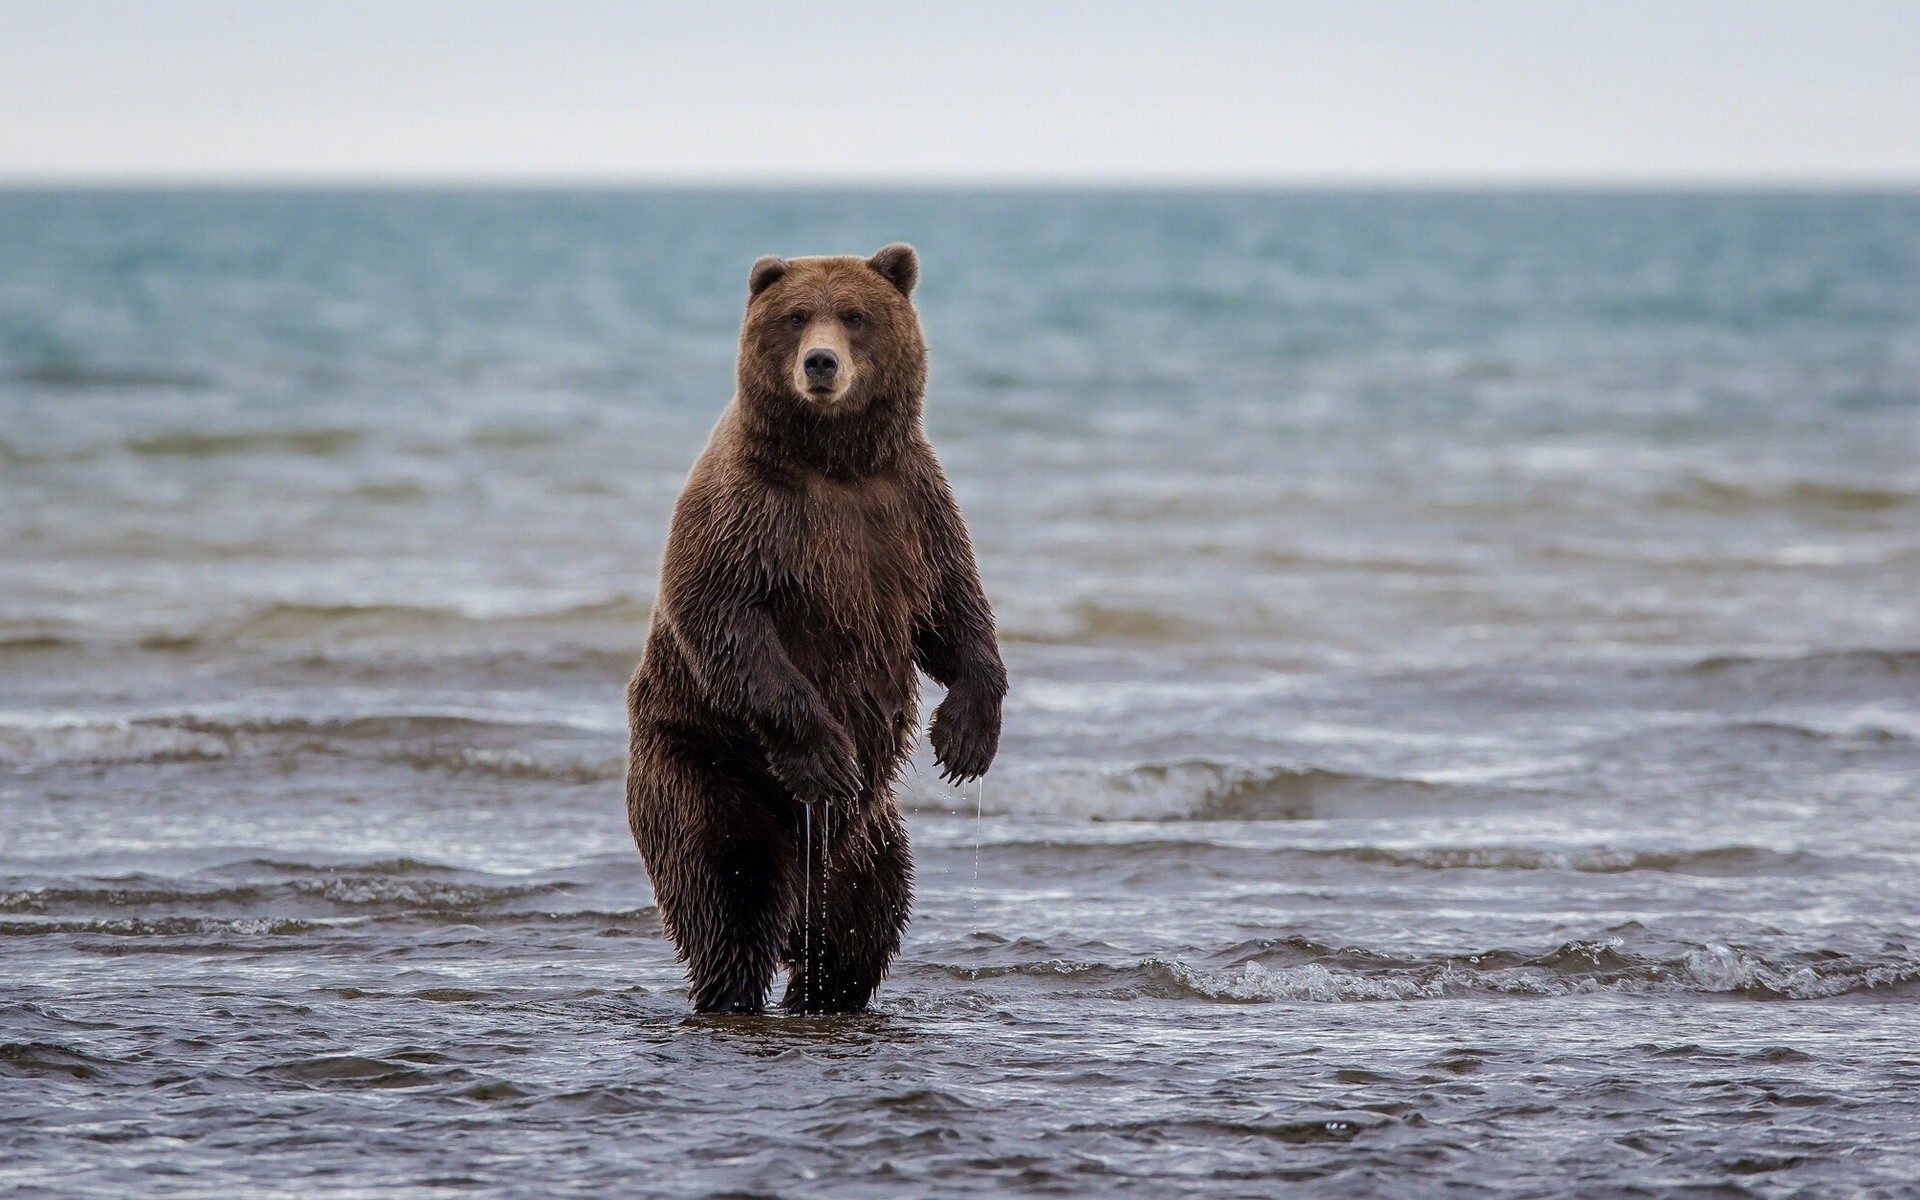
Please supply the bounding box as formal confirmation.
[635,755,797,1014]
[674,832,793,1014]
[779,803,913,1014]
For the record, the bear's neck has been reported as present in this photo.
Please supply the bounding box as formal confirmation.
[734,387,923,480]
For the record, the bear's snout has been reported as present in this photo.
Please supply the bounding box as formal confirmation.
[803,348,840,390]
[792,321,855,400]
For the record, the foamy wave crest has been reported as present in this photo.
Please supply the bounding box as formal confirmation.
[906,758,1487,821]
[399,746,625,785]
[0,858,656,938]
[1670,943,1920,998]
[0,718,232,769]
[0,915,337,939]
[2,597,651,661]
[0,858,565,917]
[1318,845,1823,875]
[979,838,1830,878]
[1166,960,1458,1002]
[932,940,1920,1003]
[0,712,619,780]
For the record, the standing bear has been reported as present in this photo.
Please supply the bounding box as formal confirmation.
[626,244,1006,1014]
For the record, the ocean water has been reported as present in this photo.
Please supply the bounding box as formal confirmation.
[3,189,1919,1197]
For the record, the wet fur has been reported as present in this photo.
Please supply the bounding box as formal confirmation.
[626,245,1006,1014]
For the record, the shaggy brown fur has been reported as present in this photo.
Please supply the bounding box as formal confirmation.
[626,244,1006,1014]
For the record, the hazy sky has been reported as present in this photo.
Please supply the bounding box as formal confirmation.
[3,0,1917,185]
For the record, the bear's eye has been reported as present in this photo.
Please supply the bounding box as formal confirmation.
[843,312,864,329]
[787,312,807,329]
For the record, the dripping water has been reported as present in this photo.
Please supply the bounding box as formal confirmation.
[973,778,983,920]
[802,799,811,1005]
[822,793,832,999]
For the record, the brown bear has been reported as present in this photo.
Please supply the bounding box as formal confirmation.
[625,244,1006,1014]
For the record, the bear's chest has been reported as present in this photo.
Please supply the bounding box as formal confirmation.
[780,475,931,638]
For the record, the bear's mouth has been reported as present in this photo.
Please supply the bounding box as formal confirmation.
[801,379,851,404]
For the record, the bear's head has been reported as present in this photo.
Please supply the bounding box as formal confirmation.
[734,245,927,473]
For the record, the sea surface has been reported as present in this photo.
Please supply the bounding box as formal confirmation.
[3,190,1919,1198]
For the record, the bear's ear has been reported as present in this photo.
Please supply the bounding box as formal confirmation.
[748,255,789,298]
[867,244,918,297]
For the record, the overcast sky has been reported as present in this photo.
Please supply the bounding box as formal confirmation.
[3,0,1917,185]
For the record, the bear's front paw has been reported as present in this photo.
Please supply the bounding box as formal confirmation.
[930,690,1001,784]
[768,724,861,806]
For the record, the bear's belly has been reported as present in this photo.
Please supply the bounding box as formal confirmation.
[771,593,920,795]
[775,535,928,775]
[759,471,932,780]
[774,592,920,715]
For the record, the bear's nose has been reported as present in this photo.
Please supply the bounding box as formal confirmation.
[803,349,839,387]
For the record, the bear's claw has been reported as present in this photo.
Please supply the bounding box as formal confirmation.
[930,691,1000,783]
[767,723,862,805]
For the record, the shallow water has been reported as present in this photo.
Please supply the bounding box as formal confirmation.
[3,190,1920,1196]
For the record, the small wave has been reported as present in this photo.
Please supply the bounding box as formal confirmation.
[0,859,609,934]
[1,880,269,912]
[400,745,625,784]
[350,481,429,503]
[1002,602,1202,646]
[1161,960,1455,1003]
[468,426,563,449]
[1687,647,1920,678]
[1678,648,1920,708]
[0,1041,118,1079]
[0,711,618,775]
[199,596,650,644]
[282,644,642,680]
[1726,719,1916,745]
[10,362,210,390]
[1086,1112,1391,1145]
[124,428,362,457]
[254,1055,471,1090]
[1315,844,1826,875]
[0,634,81,656]
[283,873,574,911]
[929,955,1467,1001]
[1183,765,1454,821]
[931,939,1920,1003]
[235,855,464,876]
[0,714,424,769]
[0,915,333,938]
[1667,943,1920,998]
[18,602,650,660]
[1657,477,1920,515]
[992,842,1835,878]
[1239,546,1467,575]
[165,713,520,742]
[1,908,652,940]
[907,759,1505,821]
[0,718,232,769]
[217,602,470,641]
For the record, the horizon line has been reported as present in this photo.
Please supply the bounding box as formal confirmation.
[5,174,1920,194]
